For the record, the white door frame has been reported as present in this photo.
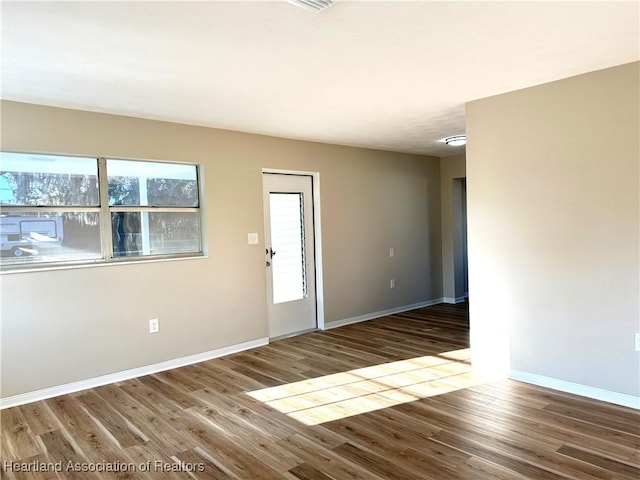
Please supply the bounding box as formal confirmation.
[262,168,325,330]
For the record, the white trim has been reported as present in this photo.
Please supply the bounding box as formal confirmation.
[510,370,640,410]
[443,295,467,304]
[311,173,325,330]
[324,298,445,330]
[0,337,269,410]
[1,252,207,275]
[261,168,319,176]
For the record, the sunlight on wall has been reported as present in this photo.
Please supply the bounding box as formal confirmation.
[467,252,512,380]
[246,349,486,426]
[471,331,511,381]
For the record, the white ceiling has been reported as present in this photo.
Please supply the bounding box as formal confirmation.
[1,1,638,157]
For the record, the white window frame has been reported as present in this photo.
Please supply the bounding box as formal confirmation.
[0,152,205,272]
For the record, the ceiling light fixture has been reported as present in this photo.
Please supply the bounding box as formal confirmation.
[444,135,467,147]
[286,0,333,12]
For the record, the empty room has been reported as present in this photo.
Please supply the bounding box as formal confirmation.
[1,1,638,479]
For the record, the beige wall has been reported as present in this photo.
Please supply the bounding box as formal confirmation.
[0,101,442,398]
[440,154,466,301]
[466,62,639,396]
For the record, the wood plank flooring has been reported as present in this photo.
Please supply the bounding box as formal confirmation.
[2,303,639,479]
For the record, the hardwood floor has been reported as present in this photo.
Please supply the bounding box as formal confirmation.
[2,303,639,479]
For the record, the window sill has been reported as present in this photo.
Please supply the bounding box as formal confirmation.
[0,253,207,275]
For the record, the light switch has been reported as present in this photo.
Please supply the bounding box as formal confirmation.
[389,247,395,258]
[248,233,259,245]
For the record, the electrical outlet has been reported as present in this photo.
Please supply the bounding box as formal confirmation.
[390,279,396,289]
[149,318,159,334]
[635,333,640,352]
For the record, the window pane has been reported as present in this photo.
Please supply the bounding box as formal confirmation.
[269,193,306,304]
[111,212,143,257]
[107,160,198,207]
[0,212,101,266]
[149,212,201,255]
[111,212,201,257]
[108,176,140,206]
[147,178,199,206]
[0,152,99,206]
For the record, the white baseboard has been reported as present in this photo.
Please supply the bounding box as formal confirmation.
[510,370,640,410]
[443,295,467,304]
[0,337,269,410]
[325,298,445,330]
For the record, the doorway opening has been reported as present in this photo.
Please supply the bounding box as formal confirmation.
[452,177,468,302]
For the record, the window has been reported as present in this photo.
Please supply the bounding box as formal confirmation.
[107,159,201,257]
[0,152,203,270]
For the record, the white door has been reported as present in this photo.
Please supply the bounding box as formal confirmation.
[263,173,316,339]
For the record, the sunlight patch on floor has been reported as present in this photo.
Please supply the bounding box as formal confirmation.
[247,348,485,425]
